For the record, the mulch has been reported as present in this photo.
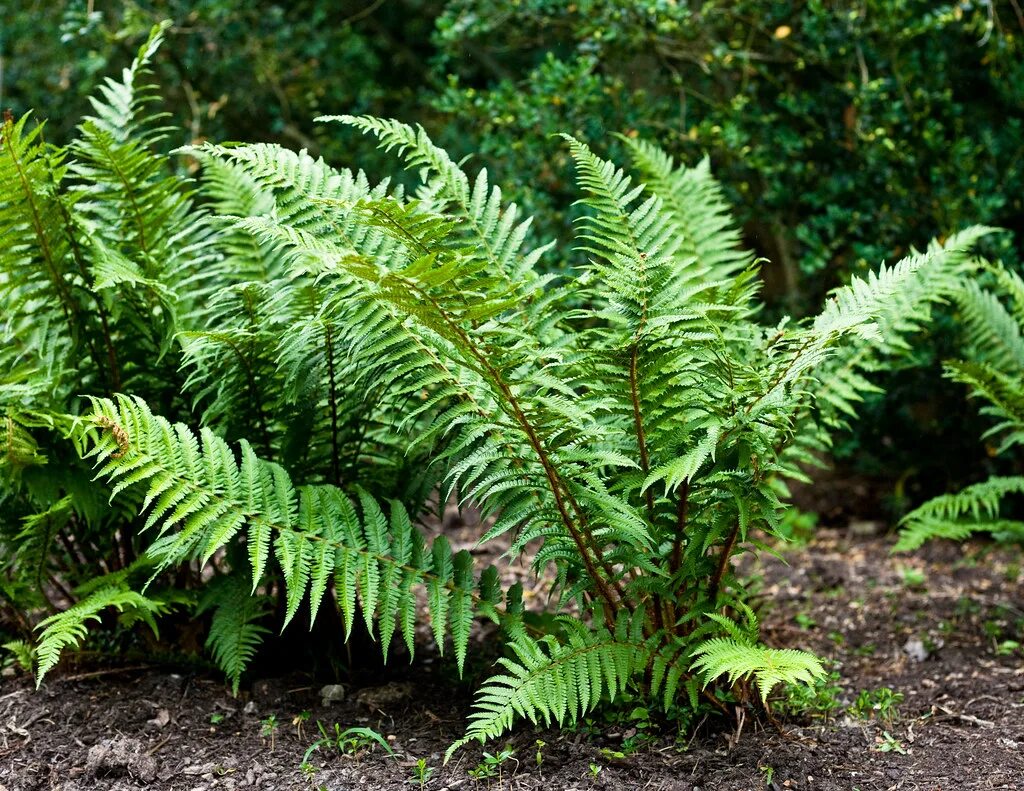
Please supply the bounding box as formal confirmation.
[1,531,1021,790]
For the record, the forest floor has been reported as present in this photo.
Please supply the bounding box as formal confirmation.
[1,527,1022,791]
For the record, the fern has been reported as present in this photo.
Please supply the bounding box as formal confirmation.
[2,639,36,673]
[5,45,991,753]
[197,575,272,695]
[66,394,503,675]
[188,122,981,749]
[33,587,164,684]
[448,614,649,759]
[691,638,824,703]
[782,227,994,477]
[896,259,1024,551]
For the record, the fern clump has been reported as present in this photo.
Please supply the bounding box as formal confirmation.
[896,264,1024,552]
[0,22,996,756]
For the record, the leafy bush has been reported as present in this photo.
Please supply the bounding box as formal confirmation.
[1,24,993,753]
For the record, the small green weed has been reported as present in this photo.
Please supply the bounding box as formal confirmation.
[468,748,516,782]
[874,731,908,754]
[898,566,926,589]
[772,671,842,720]
[261,715,279,751]
[302,723,394,764]
[534,739,546,768]
[794,612,817,630]
[997,639,1020,656]
[776,509,818,547]
[955,596,982,618]
[293,710,312,739]
[849,688,904,724]
[410,757,434,788]
[854,643,877,657]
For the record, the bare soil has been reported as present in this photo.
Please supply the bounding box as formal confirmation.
[1,532,1022,791]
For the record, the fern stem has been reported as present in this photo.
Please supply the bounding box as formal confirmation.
[116,526,136,570]
[90,131,150,254]
[669,481,689,576]
[323,321,342,486]
[47,572,77,608]
[629,344,655,519]
[56,528,91,575]
[708,519,740,606]
[52,184,122,393]
[746,335,816,416]
[490,369,621,618]
[241,290,274,453]
[663,480,690,631]
[403,281,622,617]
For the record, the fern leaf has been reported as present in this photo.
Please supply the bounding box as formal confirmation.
[34,587,162,685]
[690,638,824,702]
[447,618,647,761]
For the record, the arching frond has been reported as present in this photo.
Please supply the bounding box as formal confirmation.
[691,637,824,702]
[447,615,650,759]
[197,574,272,695]
[624,138,753,283]
[896,476,1024,551]
[34,587,164,684]
[64,395,504,678]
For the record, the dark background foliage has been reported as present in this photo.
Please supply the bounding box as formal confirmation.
[5,0,1022,514]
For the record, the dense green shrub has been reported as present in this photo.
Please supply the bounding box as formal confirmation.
[0,0,439,164]
[1,24,994,751]
[432,1,1022,286]
[9,2,1019,284]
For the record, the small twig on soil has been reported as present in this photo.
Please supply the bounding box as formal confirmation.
[963,694,1003,709]
[54,665,152,683]
[145,735,173,756]
[684,715,708,752]
[930,705,995,728]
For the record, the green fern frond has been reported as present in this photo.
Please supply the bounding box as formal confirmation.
[325,114,550,287]
[34,586,163,685]
[447,615,648,760]
[945,360,1024,453]
[197,574,272,695]
[77,21,170,144]
[624,138,753,282]
[66,395,500,679]
[690,638,824,702]
[955,280,1024,373]
[13,495,73,592]
[2,640,36,673]
[1,411,49,478]
[782,227,992,466]
[994,266,1024,329]
[895,476,1024,551]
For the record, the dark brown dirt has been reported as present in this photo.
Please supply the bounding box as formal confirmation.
[1,533,1021,791]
